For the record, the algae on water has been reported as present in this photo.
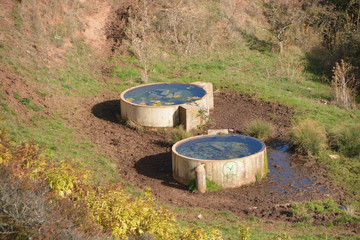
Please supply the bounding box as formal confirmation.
[178,141,250,160]
[124,83,206,106]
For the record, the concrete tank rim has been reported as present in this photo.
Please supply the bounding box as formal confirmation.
[172,134,266,162]
[120,82,209,108]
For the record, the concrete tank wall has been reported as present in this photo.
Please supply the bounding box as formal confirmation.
[120,99,180,127]
[172,135,267,188]
[120,82,213,128]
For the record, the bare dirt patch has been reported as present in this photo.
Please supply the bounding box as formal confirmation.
[65,89,346,227]
[82,0,113,53]
[0,64,49,120]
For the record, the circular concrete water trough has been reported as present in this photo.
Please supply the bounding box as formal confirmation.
[120,82,213,128]
[172,134,267,188]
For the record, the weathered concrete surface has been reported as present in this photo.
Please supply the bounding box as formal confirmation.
[192,81,214,111]
[180,104,201,131]
[120,82,214,128]
[207,129,229,135]
[172,135,267,188]
[195,164,206,193]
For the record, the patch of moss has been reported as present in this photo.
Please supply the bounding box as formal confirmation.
[188,178,223,193]
[263,150,269,176]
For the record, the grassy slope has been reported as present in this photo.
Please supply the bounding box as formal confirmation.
[0,0,359,239]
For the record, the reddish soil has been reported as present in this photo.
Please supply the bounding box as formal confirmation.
[71,89,346,227]
[0,0,356,234]
[0,65,49,121]
[0,47,356,234]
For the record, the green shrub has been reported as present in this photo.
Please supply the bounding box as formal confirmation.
[246,120,273,141]
[0,127,224,239]
[237,225,252,240]
[328,123,360,157]
[290,119,327,155]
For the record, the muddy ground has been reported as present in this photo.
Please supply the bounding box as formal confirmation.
[86,90,348,226]
[1,0,358,235]
[0,63,355,232]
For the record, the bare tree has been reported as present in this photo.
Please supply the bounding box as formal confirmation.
[331,60,358,109]
[0,167,92,239]
[125,0,152,83]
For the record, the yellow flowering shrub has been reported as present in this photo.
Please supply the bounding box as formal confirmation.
[0,143,12,165]
[45,161,79,197]
[86,187,179,239]
[0,126,224,239]
[180,227,223,240]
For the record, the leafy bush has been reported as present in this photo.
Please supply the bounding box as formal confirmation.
[238,225,252,240]
[328,123,360,157]
[0,126,223,239]
[290,119,327,155]
[86,186,178,239]
[44,161,80,197]
[0,152,101,239]
[246,119,274,141]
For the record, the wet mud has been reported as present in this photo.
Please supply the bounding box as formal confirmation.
[69,89,346,226]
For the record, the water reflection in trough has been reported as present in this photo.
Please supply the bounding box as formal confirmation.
[267,142,328,197]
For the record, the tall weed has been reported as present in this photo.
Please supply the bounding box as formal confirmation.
[169,125,192,145]
[246,119,273,141]
[328,123,360,157]
[290,119,327,155]
[331,60,358,109]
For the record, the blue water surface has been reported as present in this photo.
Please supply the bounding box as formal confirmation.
[175,135,265,160]
[124,83,206,106]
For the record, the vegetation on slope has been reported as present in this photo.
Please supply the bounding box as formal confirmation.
[0,0,360,239]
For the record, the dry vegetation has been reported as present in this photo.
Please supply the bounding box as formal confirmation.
[1,0,360,239]
[331,59,359,109]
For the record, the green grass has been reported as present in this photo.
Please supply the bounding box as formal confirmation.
[318,152,360,202]
[13,92,42,112]
[1,5,360,238]
[145,46,359,127]
[188,178,223,193]
[1,113,117,183]
[174,207,359,240]
[289,198,360,228]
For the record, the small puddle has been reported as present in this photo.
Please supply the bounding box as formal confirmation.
[267,142,328,196]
